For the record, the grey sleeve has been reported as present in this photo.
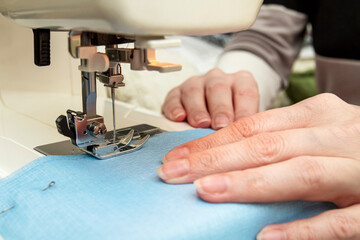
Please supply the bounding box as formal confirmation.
[223,5,308,87]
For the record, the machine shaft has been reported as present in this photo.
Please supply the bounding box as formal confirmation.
[81,32,97,118]
[81,71,97,118]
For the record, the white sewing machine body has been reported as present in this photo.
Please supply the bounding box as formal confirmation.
[0,0,263,176]
[0,0,261,35]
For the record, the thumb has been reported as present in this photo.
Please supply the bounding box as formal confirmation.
[256,204,360,240]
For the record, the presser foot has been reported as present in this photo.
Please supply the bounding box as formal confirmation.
[54,109,152,159]
[80,129,150,160]
[35,124,161,157]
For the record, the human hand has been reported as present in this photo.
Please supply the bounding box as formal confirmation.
[158,93,360,239]
[162,68,259,129]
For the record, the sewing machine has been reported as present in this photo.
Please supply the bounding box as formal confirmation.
[0,0,262,174]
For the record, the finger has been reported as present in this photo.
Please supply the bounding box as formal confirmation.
[193,156,360,203]
[159,126,357,184]
[202,68,234,129]
[232,71,259,120]
[159,124,360,184]
[180,77,211,128]
[162,87,187,122]
[163,93,352,162]
[257,205,360,240]
[205,77,234,130]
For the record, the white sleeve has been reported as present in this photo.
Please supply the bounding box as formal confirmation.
[216,50,282,112]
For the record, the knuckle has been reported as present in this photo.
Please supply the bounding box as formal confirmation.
[205,68,224,77]
[235,70,254,79]
[328,214,358,239]
[291,223,318,240]
[232,116,260,138]
[184,76,201,84]
[244,172,269,195]
[317,93,342,103]
[297,158,326,189]
[182,86,203,97]
[234,87,259,99]
[187,139,212,153]
[206,81,229,94]
[320,93,345,109]
[193,151,221,172]
[181,76,203,89]
[301,93,345,113]
[168,86,180,96]
[247,133,285,165]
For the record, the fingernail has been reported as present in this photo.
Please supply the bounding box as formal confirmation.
[171,109,185,121]
[214,114,230,129]
[194,175,229,195]
[256,230,287,240]
[157,159,189,181]
[194,113,211,128]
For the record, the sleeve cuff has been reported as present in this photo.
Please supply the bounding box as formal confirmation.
[216,51,282,111]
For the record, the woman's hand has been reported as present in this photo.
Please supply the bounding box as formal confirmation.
[162,68,260,129]
[158,93,360,239]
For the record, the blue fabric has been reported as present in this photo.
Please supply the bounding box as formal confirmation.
[0,129,335,240]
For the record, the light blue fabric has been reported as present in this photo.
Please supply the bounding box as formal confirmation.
[0,129,335,240]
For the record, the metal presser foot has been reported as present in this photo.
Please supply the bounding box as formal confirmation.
[80,129,150,160]
[53,110,151,160]
[35,123,161,158]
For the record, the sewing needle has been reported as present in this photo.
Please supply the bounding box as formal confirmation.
[111,85,116,144]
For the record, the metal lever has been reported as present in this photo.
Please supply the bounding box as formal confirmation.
[145,49,182,73]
